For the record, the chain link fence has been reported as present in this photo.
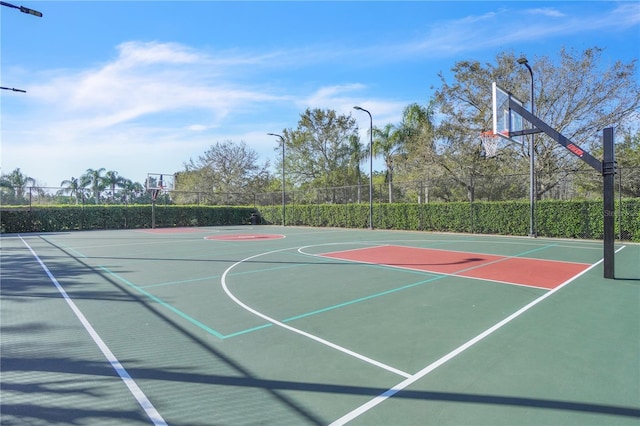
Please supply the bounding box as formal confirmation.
[4,168,639,240]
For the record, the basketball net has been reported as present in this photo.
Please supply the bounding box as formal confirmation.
[480,131,500,158]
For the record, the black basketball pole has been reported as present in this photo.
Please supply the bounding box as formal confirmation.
[602,127,616,279]
[509,101,617,279]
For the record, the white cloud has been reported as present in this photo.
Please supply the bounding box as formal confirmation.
[3,3,636,187]
[398,4,639,57]
[527,8,566,18]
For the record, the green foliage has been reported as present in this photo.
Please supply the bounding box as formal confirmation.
[259,199,640,241]
[0,205,256,233]
[283,108,360,189]
[2,200,638,242]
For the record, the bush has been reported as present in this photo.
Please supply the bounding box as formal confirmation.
[0,205,256,233]
[2,200,638,241]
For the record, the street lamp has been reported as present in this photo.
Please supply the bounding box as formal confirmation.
[267,133,286,227]
[0,86,26,93]
[2,2,41,93]
[1,1,43,17]
[517,56,536,238]
[353,106,373,230]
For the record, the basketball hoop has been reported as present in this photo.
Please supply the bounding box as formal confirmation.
[151,188,160,202]
[480,131,500,158]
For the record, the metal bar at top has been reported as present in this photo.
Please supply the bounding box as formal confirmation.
[509,100,603,173]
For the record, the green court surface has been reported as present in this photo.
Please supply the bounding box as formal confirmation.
[1,226,639,425]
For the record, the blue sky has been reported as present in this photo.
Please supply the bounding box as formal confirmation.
[2,1,639,188]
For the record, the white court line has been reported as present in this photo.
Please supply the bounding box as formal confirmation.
[19,235,167,426]
[221,246,412,379]
[328,249,620,426]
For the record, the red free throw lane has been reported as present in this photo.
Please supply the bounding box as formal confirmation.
[319,245,590,289]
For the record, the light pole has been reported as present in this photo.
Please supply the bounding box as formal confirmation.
[0,86,26,93]
[1,1,43,16]
[517,57,536,238]
[353,106,373,230]
[2,2,41,93]
[267,133,286,227]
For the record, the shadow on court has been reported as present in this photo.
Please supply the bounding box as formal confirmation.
[3,230,639,425]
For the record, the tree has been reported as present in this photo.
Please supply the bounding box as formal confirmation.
[60,177,82,204]
[0,168,36,204]
[394,102,442,202]
[372,123,405,202]
[180,140,270,205]
[282,108,359,191]
[81,168,106,204]
[616,131,640,197]
[432,47,639,201]
[347,134,366,203]
[578,128,640,197]
[103,171,125,202]
[120,179,145,204]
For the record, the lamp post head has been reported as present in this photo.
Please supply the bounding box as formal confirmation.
[20,5,42,16]
[353,106,371,118]
[517,57,528,65]
[1,1,43,17]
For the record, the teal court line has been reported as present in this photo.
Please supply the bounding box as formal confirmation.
[100,243,558,340]
[140,262,312,289]
[100,266,226,340]
[38,236,561,341]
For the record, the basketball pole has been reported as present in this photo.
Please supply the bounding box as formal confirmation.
[517,57,536,238]
[267,133,286,227]
[151,194,156,229]
[510,99,616,279]
[603,127,615,279]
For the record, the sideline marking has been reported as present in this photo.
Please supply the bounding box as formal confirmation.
[18,236,168,426]
[328,252,614,426]
[221,246,412,379]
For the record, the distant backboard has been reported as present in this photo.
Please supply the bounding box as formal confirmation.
[492,82,524,144]
[146,173,175,191]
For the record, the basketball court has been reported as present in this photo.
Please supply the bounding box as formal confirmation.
[2,226,638,425]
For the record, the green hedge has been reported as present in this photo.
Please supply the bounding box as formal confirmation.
[2,200,638,241]
[0,205,256,233]
[258,199,640,241]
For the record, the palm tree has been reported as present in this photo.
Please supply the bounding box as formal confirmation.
[0,168,36,204]
[81,168,106,204]
[120,179,145,204]
[103,170,124,203]
[372,124,405,203]
[60,177,82,204]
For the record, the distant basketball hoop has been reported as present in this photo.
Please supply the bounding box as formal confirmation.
[146,172,175,229]
[480,131,500,158]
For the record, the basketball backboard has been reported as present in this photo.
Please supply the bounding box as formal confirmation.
[492,82,524,144]
[146,173,175,192]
